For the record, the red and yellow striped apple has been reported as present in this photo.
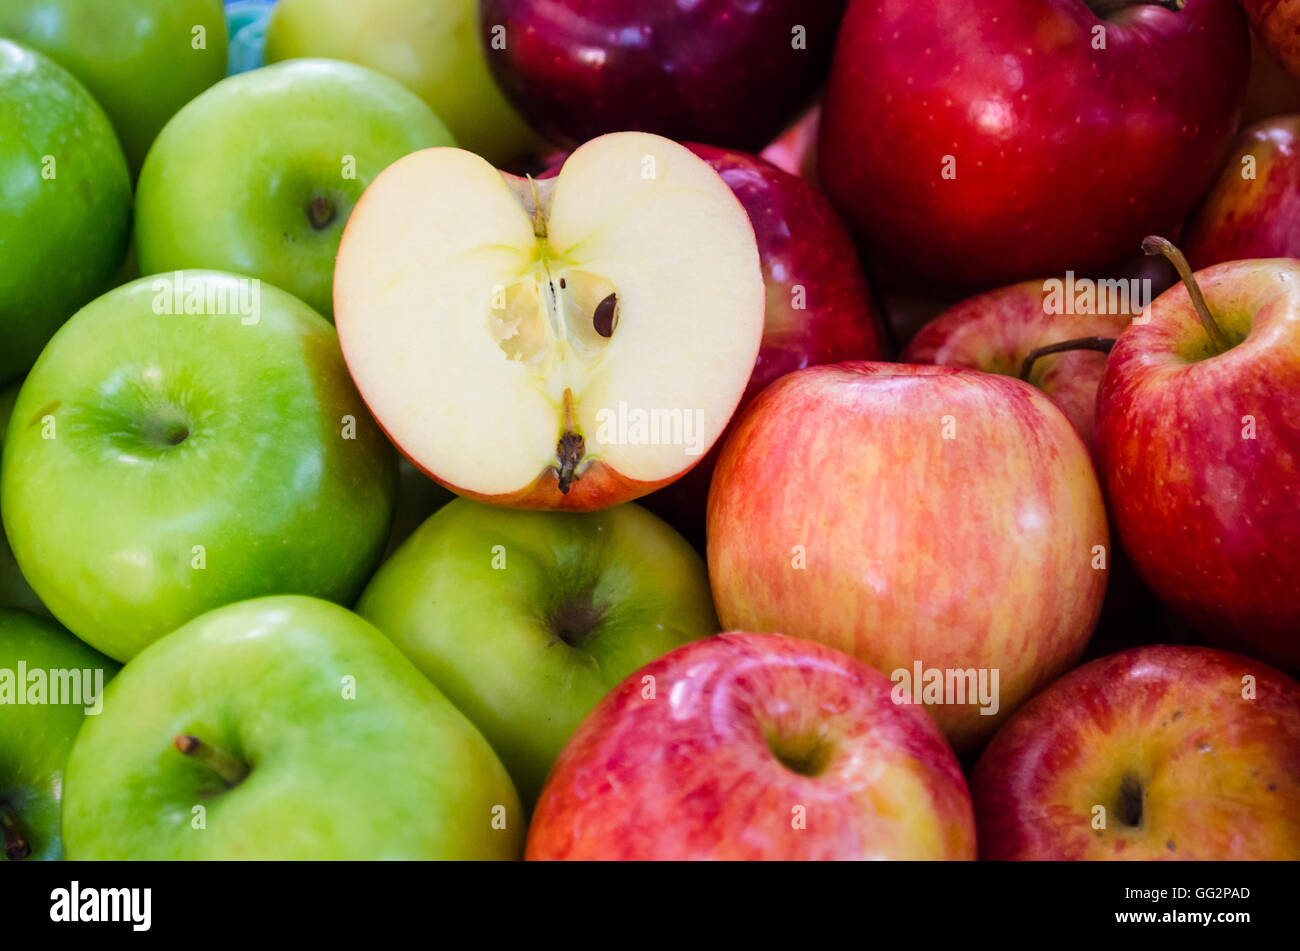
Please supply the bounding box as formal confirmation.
[708,363,1109,749]
[972,644,1300,859]
[527,632,976,860]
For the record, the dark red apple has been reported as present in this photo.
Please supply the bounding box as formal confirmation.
[1096,242,1300,671]
[641,144,884,544]
[1183,115,1300,268]
[1242,28,1300,126]
[818,0,1250,291]
[478,0,845,152]
[972,645,1300,859]
[527,632,977,860]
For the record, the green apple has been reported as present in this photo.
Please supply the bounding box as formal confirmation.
[0,0,228,177]
[265,0,542,164]
[0,39,131,384]
[1,609,119,861]
[134,59,455,321]
[358,498,719,803]
[0,271,397,662]
[61,596,522,859]
[0,385,47,617]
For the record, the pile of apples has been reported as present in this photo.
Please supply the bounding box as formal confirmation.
[1,0,1298,862]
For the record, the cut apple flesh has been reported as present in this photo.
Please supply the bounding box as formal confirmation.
[334,132,765,509]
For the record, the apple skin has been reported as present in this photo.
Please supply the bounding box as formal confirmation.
[641,144,885,543]
[707,363,1109,750]
[0,0,227,177]
[0,609,119,861]
[527,632,977,860]
[265,0,543,164]
[0,386,47,618]
[818,0,1250,291]
[61,596,523,860]
[759,104,822,185]
[902,280,1131,454]
[478,0,845,152]
[1242,28,1300,126]
[0,272,397,662]
[135,59,456,321]
[972,645,1300,859]
[358,498,719,804]
[0,40,131,385]
[1096,258,1300,672]
[1182,116,1300,268]
[1242,0,1300,82]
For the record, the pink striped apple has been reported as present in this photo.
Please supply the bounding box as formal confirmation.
[707,362,1109,749]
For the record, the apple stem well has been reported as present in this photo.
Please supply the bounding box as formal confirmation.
[1,801,31,861]
[1019,336,1117,382]
[173,734,251,788]
[1141,235,1233,352]
[306,196,336,231]
[1087,0,1185,16]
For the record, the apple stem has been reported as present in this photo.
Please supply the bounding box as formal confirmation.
[1141,235,1232,352]
[1088,0,1185,15]
[527,175,547,240]
[556,387,584,494]
[1,801,31,860]
[1019,336,1117,382]
[174,734,250,788]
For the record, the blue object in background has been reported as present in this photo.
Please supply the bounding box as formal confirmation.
[225,0,276,75]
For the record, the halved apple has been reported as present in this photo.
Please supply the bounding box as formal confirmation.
[334,132,765,510]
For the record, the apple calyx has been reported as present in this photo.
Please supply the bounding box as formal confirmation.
[173,734,251,789]
[306,196,336,231]
[556,389,584,494]
[0,801,31,861]
[1087,0,1186,16]
[1141,235,1232,352]
[1019,336,1117,382]
[1115,772,1145,827]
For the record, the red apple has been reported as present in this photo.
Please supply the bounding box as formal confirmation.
[478,0,845,152]
[1182,116,1300,268]
[818,0,1250,291]
[1096,243,1300,671]
[1242,0,1300,82]
[902,279,1133,453]
[526,632,977,860]
[707,362,1110,750]
[641,144,884,543]
[972,645,1300,859]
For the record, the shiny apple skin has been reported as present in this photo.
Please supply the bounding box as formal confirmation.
[478,0,845,152]
[527,632,977,861]
[903,279,1131,453]
[972,645,1300,859]
[1096,259,1300,671]
[708,363,1109,750]
[819,0,1250,291]
[1183,116,1300,268]
[642,145,883,541]
[1242,0,1300,81]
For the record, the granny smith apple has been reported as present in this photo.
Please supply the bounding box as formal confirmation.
[61,596,522,859]
[0,0,228,177]
[1,609,119,861]
[134,59,455,320]
[265,0,542,164]
[0,385,47,617]
[0,271,397,662]
[0,39,131,384]
[357,498,719,803]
